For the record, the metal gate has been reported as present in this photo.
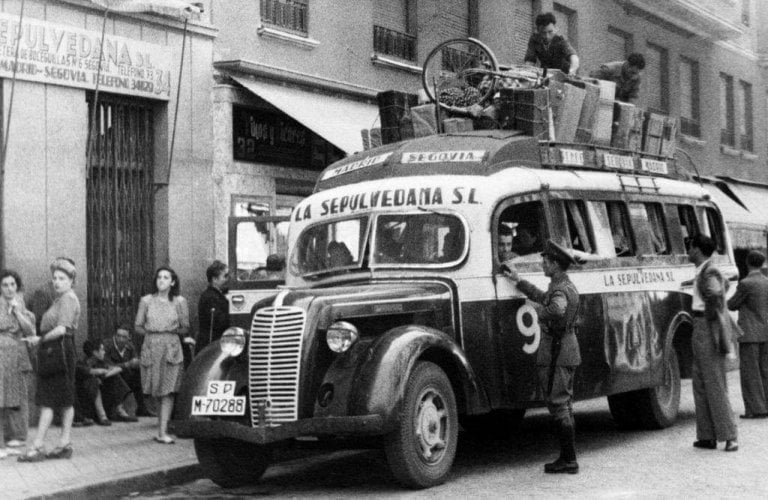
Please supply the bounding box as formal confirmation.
[86,93,156,339]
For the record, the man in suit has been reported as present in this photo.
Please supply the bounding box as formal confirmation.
[197,260,231,354]
[688,234,739,452]
[504,240,581,473]
[727,250,768,419]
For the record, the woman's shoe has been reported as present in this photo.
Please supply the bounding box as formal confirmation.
[17,447,46,462]
[46,444,73,459]
[6,439,25,448]
[153,435,175,444]
[96,417,112,426]
[725,440,739,452]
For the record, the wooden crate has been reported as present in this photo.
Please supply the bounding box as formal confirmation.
[592,99,614,146]
[611,101,636,149]
[659,116,678,157]
[411,104,438,137]
[377,90,418,145]
[643,113,666,155]
[628,107,646,152]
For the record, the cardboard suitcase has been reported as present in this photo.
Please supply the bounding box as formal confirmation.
[611,101,636,149]
[443,117,474,133]
[377,90,418,145]
[659,116,678,157]
[410,104,439,138]
[574,80,600,143]
[552,82,585,142]
[643,113,665,155]
[592,98,614,146]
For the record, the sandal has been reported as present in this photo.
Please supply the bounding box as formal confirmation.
[17,447,46,462]
[153,435,175,444]
[46,443,73,459]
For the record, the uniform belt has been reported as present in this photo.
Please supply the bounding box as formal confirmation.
[692,310,705,317]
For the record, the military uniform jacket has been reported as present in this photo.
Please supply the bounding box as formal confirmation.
[517,272,581,367]
[727,270,768,343]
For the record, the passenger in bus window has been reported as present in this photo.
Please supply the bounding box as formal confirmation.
[726,250,768,419]
[688,234,741,452]
[503,240,581,474]
[498,223,518,261]
[514,226,541,257]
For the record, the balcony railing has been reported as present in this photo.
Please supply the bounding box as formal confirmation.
[373,25,417,62]
[261,0,308,35]
[679,117,700,138]
[720,128,736,147]
[740,134,754,152]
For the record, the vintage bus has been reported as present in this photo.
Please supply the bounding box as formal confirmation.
[171,130,737,489]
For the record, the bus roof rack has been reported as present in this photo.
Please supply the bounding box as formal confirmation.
[537,141,686,180]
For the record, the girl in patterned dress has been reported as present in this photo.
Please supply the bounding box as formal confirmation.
[134,266,193,444]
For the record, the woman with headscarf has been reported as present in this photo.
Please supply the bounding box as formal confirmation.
[19,258,80,462]
[134,266,193,444]
[0,269,35,459]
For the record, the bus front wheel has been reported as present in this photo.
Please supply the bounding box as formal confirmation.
[608,352,681,430]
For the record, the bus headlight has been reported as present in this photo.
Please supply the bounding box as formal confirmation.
[220,327,246,357]
[326,321,359,353]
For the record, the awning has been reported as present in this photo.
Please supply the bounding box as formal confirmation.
[704,183,768,249]
[231,76,379,155]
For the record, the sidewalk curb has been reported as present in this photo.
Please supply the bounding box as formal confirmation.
[27,462,202,500]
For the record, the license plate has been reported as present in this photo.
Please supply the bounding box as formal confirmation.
[191,395,246,416]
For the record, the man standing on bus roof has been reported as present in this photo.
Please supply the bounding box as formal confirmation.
[688,234,740,452]
[588,53,646,104]
[504,239,581,474]
[523,12,580,76]
[727,250,768,419]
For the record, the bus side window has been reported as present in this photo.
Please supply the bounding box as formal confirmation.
[606,201,634,257]
[564,200,594,254]
[705,207,726,254]
[676,205,699,252]
[629,202,670,256]
[497,200,546,261]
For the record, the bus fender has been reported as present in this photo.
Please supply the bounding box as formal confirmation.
[335,325,488,426]
[665,311,694,379]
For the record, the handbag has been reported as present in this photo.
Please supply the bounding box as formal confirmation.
[37,337,68,377]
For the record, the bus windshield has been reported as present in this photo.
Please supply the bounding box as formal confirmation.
[373,212,466,266]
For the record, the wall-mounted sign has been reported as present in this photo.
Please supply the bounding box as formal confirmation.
[0,13,172,99]
[233,105,312,167]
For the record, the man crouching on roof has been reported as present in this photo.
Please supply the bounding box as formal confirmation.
[503,240,581,474]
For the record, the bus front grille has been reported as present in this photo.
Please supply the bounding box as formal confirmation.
[248,306,305,427]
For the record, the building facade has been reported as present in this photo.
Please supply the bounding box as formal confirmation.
[0,0,215,342]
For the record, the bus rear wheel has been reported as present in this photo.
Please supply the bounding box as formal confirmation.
[194,438,272,488]
[608,352,681,430]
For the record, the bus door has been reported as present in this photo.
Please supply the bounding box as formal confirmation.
[228,215,290,329]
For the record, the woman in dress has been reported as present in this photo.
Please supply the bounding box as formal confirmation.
[134,266,193,444]
[0,269,35,459]
[19,258,80,462]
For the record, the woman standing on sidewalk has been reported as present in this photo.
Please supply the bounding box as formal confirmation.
[0,269,36,459]
[134,266,193,444]
[19,258,80,462]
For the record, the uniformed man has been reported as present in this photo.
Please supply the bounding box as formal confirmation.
[504,239,581,474]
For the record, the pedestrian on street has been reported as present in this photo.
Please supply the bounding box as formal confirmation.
[727,250,768,419]
[0,269,36,459]
[688,234,740,452]
[196,260,230,354]
[19,258,80,462]
[588,53,646,104]
[134,266,193,444]
[503,239,581,474]
[104,322,154,417]
[523,12,580,75]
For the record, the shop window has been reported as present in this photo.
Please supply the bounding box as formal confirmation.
[261,0,308,35]
[497,201,546,262]
[373,0,417,62]
[679,57,700,138]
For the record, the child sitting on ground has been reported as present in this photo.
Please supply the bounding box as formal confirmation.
[74,339,137,426]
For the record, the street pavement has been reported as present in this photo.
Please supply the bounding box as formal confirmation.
[2,370,765,499]
[2,417,199,499]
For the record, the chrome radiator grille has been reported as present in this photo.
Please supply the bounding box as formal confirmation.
[248,306,305,427]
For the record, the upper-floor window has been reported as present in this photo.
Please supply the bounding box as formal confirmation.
[373,0,417,61]
[645,43,669,113]
[554,3,578,51]
[738,80,753,152]
[742,0,751,26]
[720,73,736,147]
[606,26,632,62]
[679,57,700,138]
[261,0,308,35]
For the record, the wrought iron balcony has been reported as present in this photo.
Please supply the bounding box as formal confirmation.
[261,0,308,35]
[679,117,700,138]
[373,25,417,62]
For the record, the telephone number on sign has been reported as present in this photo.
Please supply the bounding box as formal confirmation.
[191,396,246,416]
